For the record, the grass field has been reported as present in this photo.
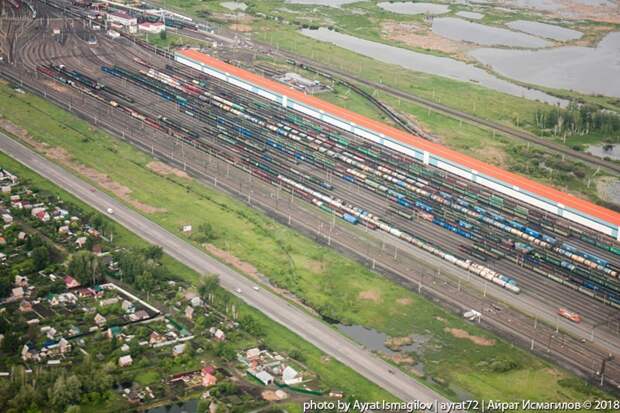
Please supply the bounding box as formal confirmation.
[0,81,615,406]
[0,150,394,406]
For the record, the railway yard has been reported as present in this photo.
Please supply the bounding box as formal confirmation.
[2,0,620,396]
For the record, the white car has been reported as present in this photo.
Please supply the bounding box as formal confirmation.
[253,286,260,291]
[106,208,114,214]
[235,288,242,294]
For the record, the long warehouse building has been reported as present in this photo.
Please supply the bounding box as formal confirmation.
[176,49,620,240]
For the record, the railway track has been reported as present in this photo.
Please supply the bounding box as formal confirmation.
[3,8,620,391]
[261,47,620,176]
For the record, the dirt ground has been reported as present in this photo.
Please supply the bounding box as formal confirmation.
[381,21,473,58]
[445,328,496,346]
[204,243,260,279]
[147,160,190,179]
[358,289,381,302]
[397,297,412,305]
[390,353,415,365]
[229,23,253,33]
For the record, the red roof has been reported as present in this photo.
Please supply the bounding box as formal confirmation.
[178,49,620,228]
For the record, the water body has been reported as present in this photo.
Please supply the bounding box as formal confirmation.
[455,11,484,19]
[337,324,428,355]
[377,2,450,15]
[285,0,359,6]
[504,0,613,12]
[146,399,198,413]
[221,1,247,11]
[432,17,552,48]
[587,143,620,161]
[300,28,567,106]
[506,20,583,41]
[470,32,620,98]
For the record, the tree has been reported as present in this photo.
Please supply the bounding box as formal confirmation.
[197,274,219,298]
[32,246,50,271]
[67,251,102,286]
[135,270,155,294]
[142,245,163,261]
[159,29,167,41]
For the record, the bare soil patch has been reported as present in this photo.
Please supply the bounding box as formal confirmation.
[204,243,260,279]
[229,23,253,32]
[391,354,415,365]
[381,21,472,58]
[385,336,413,351]
[445,328,496,346]
[147,161,190,179]
[397,297,412,305]
[358,289,380,302]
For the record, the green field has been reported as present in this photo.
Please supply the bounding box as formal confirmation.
[0,81,615,406]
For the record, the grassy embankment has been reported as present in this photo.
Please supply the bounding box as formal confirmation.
[0,80,614,406]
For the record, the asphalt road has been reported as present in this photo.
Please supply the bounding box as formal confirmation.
[0,132,457,408]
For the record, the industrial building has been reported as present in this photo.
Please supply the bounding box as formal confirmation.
[176,49,620,240]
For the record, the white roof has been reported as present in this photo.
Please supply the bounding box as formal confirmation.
[256,370,274,383]
[282,366,298,381]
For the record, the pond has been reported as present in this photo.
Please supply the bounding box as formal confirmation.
[586,143,620,161]
[470,32,620,98]
[377,2,451,15]
[506,20,582,41]
[432,17,551,48]
[146,399,198,413]
[300,28,567,106]
[221,2,247,11]
[455,11,484,19]
[337,324,429,355]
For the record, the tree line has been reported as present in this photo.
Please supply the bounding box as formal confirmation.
[534,102,620,139]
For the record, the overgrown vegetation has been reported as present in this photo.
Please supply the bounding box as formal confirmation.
[535,102,620,142]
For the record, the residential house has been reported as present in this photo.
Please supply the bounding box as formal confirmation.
[64,276,80,289]
[99,297,119,307]
[58,338,71,354]
[190,296,203,308]
[185,306,194,321]
[12,287,24,299]
[281,366,302,385]
[106,326,122,339]
[172,343,186,357]
[75,236,88,248]
[1,213,12,224]
[202,371,217,387]
[209,327,225,342]
[17,231,26,241]
[58,225,70,235]
[130,310,149,321]
[19,301,33,312]
[15,275,28,287]
[121,344,130,353]
[254,370,274,386]
[21,343,40,362]
[94,313,107,327]
[149,331,166,345]
[121,300,134,313]
[118,355,133,367]
[0,237,6,246]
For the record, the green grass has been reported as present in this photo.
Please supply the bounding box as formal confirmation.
[0,81,615,405]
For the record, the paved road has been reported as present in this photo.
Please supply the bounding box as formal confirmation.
[0,132,456,409]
